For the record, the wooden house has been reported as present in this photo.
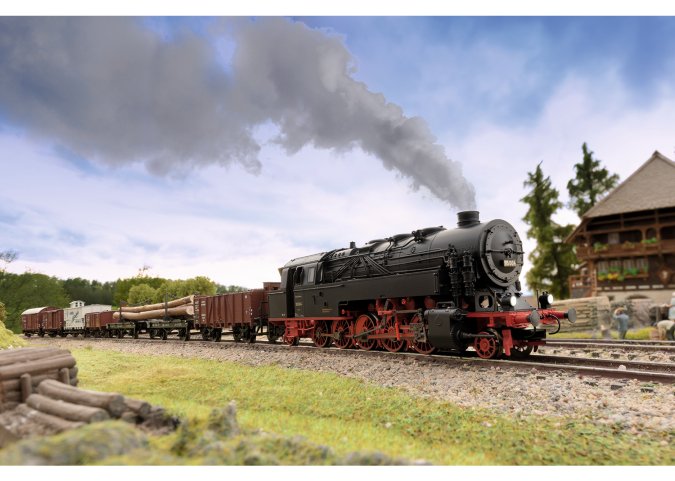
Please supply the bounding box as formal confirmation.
[567,151,675,303]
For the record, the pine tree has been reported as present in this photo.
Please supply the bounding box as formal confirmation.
[567,143,619,217]
[521,162,577,299]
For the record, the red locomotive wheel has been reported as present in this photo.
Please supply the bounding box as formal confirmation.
[381,316,407,353]
[354,314,378,351]
[474,329,502,359]
[312,321,333,348]
[333,319,353,349]
[283,334,300,346]
[409,314,436,355]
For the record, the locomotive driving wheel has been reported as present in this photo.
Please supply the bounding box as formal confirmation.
[474,328,502,359]
[381,315,407,353]
[354,313,378,351]
[333,319,353,349]
[409,314,436,355]
[312,321,332,348]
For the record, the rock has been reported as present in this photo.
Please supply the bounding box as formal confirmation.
[0,421,148,465]
[207,401,240,438]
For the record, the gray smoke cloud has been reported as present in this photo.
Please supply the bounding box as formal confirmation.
[0,17,476,209]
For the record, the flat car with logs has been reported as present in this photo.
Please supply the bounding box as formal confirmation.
[21,211,576,359]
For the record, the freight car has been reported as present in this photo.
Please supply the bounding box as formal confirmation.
[267,211,575,358]
[193,282,280,342]
[20,306,59,337]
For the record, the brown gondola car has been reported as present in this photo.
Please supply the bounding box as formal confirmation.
[21,306,59,337]
[41,309,65,337]
[84,311,115,337]
[194,283,280,342]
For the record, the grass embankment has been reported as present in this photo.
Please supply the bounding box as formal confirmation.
[53,347,674,465]
[0,321,26,349]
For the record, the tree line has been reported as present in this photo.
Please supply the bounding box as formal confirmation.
[0,258,247,333]
[521,142,619,299]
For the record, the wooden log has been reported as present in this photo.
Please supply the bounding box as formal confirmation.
[0,401,19,412]
[113,305,194,321]
[120,411,138,424]
[26,394,110,423]
[2,391,20,403]
[1,371,62,391]
[20,373,32,403]
[15,404,85,433]
[59,367,70,385]
[0,354,76,380]
[123,397,151,419]
[37,379,126,418]
[0,348,71,367]
[120,295,194,313]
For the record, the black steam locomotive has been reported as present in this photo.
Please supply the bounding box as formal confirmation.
[268,211,575,358]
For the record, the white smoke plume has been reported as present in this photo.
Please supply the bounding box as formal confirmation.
[0,17,476,209]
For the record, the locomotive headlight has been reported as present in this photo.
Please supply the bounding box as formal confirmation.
[500,294,518,308]
[538,291,554,309]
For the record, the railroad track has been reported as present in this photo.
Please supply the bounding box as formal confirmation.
[27,335,675,385]
[550,338,672,345]
[546,339,675,353]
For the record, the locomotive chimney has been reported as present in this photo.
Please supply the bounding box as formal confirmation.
[457,211,480,228]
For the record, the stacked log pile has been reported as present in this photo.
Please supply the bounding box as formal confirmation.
[113,295,194,321]
[551,296,611,333]
[0,348,177,437]
[0,347,78,409]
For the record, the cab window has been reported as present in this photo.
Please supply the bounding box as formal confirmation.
[306,266,315,284]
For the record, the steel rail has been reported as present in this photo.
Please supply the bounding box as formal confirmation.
[28,335,675,384]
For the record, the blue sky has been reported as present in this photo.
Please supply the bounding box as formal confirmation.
[1,15,674,292]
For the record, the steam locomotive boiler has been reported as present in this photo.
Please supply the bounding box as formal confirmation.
[268,211,576,358]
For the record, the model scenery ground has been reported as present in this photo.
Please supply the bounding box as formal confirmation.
[3,339,672,465]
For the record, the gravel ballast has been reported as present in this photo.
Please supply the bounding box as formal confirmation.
[25,338,675,436]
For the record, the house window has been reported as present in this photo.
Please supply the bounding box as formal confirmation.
[635,258,649,275]
[608,232,620,245]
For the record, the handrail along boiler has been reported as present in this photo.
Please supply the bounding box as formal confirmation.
[267,211,576,358]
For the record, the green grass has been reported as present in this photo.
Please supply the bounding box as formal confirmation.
[64,347,674,466]
[550,327,654,340]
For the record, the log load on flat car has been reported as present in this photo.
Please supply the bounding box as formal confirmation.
[267,211,576,358]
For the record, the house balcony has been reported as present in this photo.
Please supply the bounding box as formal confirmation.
[576,238,675,260]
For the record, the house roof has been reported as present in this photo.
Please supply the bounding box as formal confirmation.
[581,151,675,219]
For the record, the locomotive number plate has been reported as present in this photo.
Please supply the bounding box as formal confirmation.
[502,259,517,267]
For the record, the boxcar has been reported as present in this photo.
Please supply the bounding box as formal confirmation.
[64,303,112,334]
[21,306,58,337]
[41,309,65,337]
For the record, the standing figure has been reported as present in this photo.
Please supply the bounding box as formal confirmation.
[613,307,629,340]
